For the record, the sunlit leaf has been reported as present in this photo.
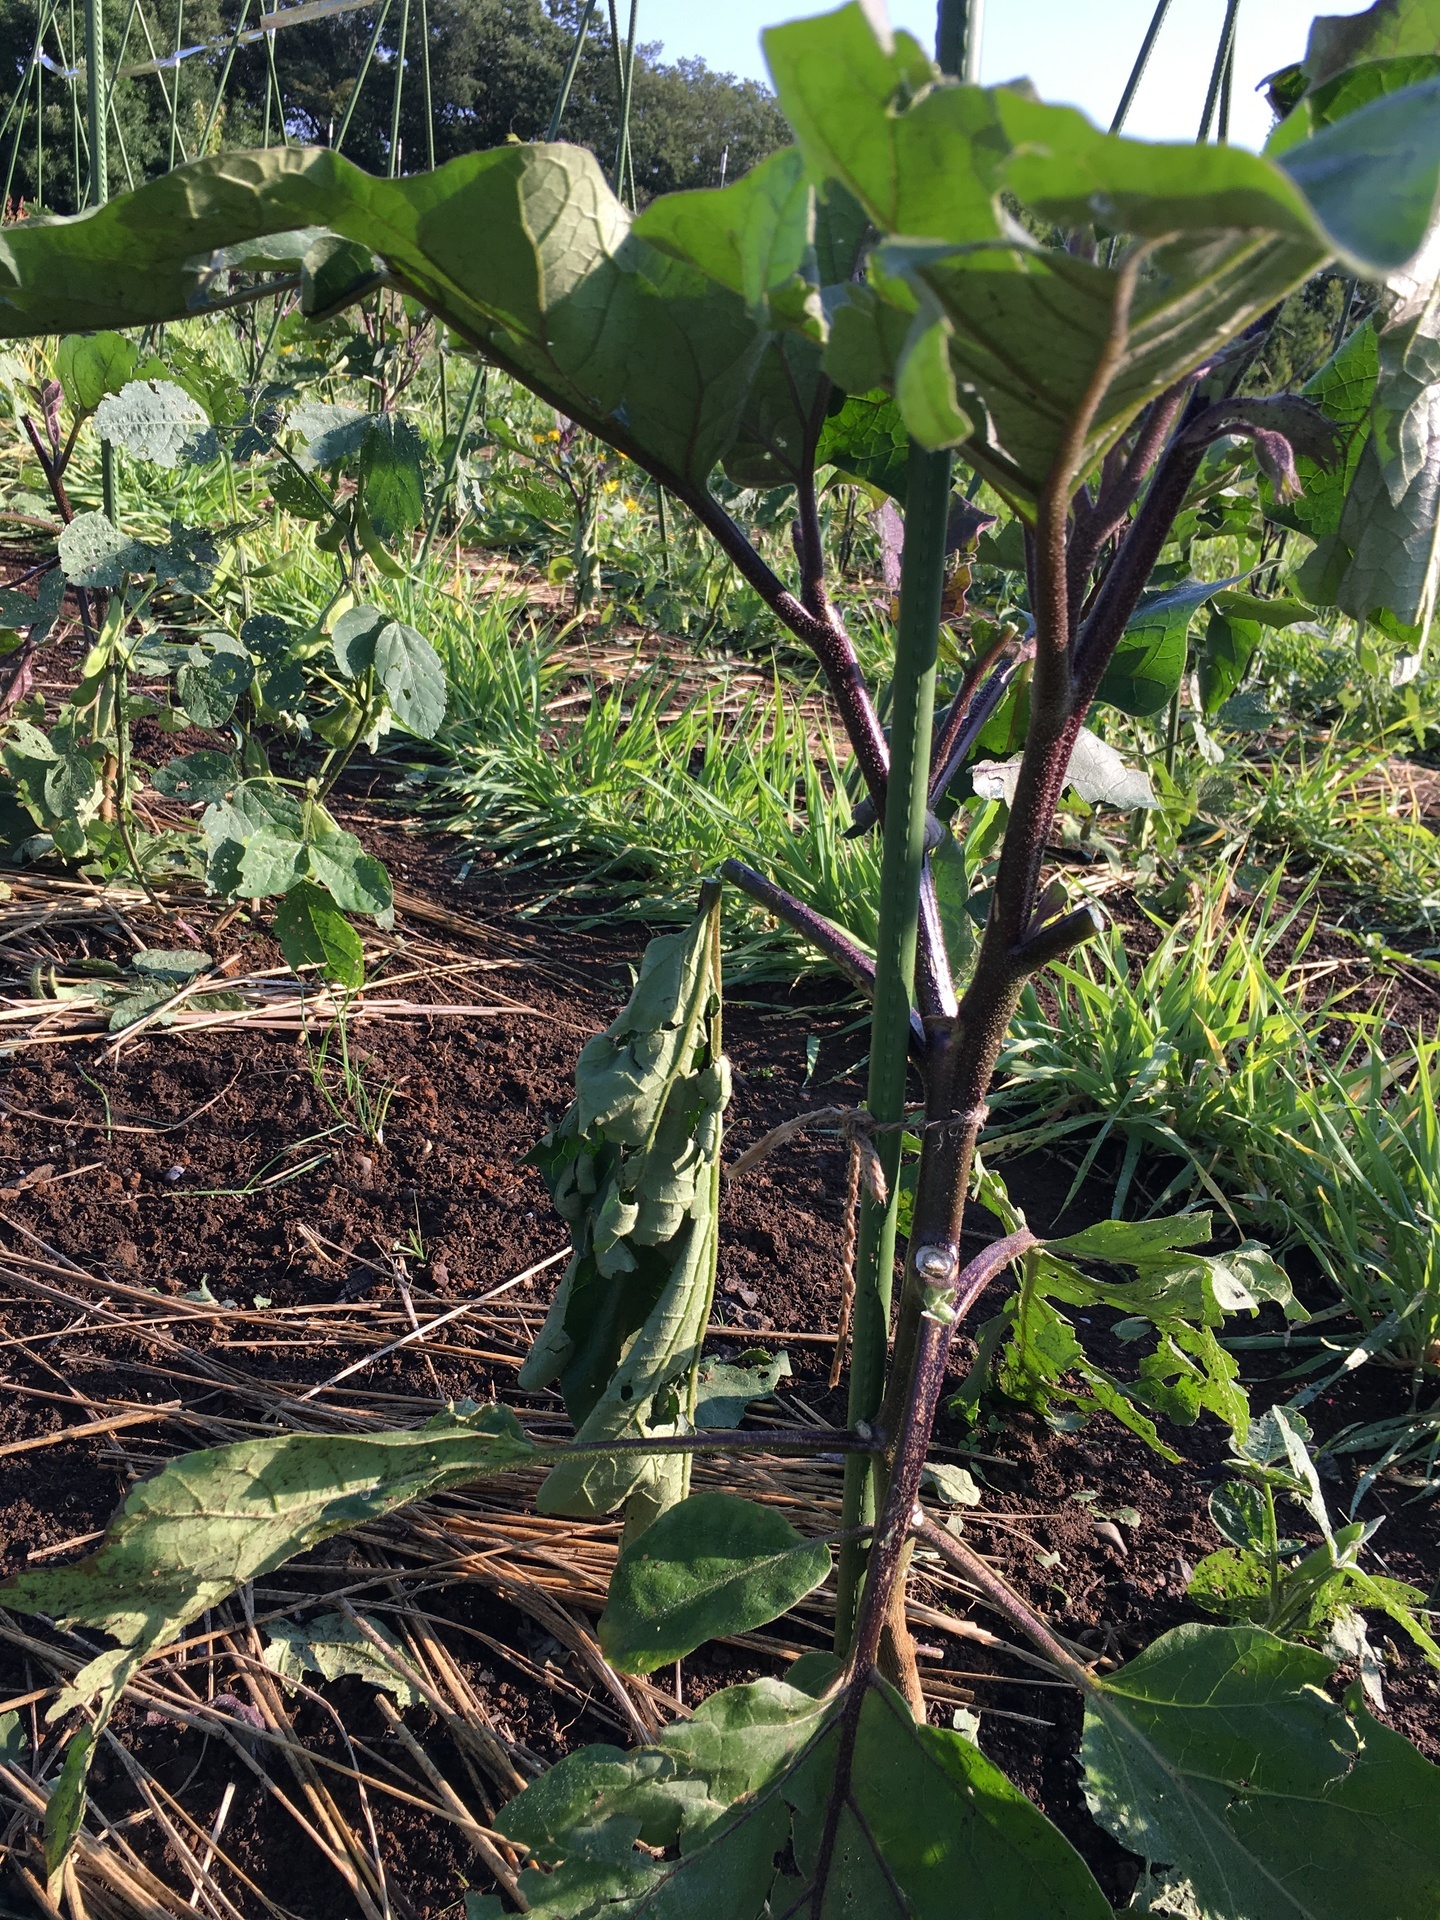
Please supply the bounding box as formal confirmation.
[599,1492,831,1673]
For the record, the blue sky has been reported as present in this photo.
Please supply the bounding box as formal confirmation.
[637,0,1376,151]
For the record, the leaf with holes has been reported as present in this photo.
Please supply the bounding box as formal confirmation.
[1082,1623,1440,1919]
[93,380,215,468]
[273,880,365,988]
[373,619,445,737]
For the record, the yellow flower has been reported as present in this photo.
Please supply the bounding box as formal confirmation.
[623,496,638,512]
[603,477,619,493]
[548,428,562,441]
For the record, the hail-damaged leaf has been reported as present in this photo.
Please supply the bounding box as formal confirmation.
[693,1349,791,1428]
[522,886,728,1537]
[972,728,1154,810]
[599,1492,831,1673]
[1082,1623,1440,1920]
[264,1610,418,1703]
[0,1404,537,1883]
[93,379,214,468]
[498,1674,1111,1918]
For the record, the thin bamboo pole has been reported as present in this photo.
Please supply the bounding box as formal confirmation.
[545,0,598,141]
[418,0,433,168]
[198,0,253,153]
[1109,0,1172,133]
[387,0,409,174]
[334,0,392,152]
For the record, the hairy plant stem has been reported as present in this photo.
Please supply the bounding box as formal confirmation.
[834,442,953,1655]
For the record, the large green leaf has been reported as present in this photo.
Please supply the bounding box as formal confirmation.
[1303,0,1440,89]
[0,145,768,494]
[598,1493,831,1674]
[1269,53,1440,157]
[1097,578,1243,717]
[56,331,138,413]
[1324,293,1440,630]
[763,6,1440,507]
[1082,1623,1440,1919]
[273,880,365,988]
[498,1675,1112,1919]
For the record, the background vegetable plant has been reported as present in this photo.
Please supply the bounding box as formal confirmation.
[0,0,1439,1913]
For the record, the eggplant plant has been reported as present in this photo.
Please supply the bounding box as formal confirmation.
[4,0,1440,1911]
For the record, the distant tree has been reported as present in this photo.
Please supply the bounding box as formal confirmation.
[0,0,788,212]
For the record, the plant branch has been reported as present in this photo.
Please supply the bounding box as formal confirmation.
[912,1515,1094,1688]
[671,478,890,808]
[720,859,929,1050]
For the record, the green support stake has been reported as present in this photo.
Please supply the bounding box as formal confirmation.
[419,0,434,170]
[84,0,118,518]
[546,0,598,141]
[388,0,410,174]
[834,0,969,1663]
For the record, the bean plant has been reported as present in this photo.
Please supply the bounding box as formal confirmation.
[2,1,1440,1913]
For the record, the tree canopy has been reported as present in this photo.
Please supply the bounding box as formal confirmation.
[0,0,790,213]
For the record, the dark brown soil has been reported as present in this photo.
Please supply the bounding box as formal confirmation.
[0,579,1434,1909]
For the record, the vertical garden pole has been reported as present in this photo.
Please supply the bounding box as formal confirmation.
[1109,0,1172,132]
[834,0,969,1660]
[83,0,104,203]
[84,0,118,518]
[546,0,598,142]
[419,0,434,170]
[388,0,409,175]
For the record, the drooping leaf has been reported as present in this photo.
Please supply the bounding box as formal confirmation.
[92,379,214,469]
[599,1492,832,1674]
[56,331,139,413]
[1082,1623,1440,1919]
[0,1403,537,1884]
[499,1675,1111,1919]
[274,881,365,988]
[524,892,727,1534]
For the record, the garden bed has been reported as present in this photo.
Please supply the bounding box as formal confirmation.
[0,811,1435,1916]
